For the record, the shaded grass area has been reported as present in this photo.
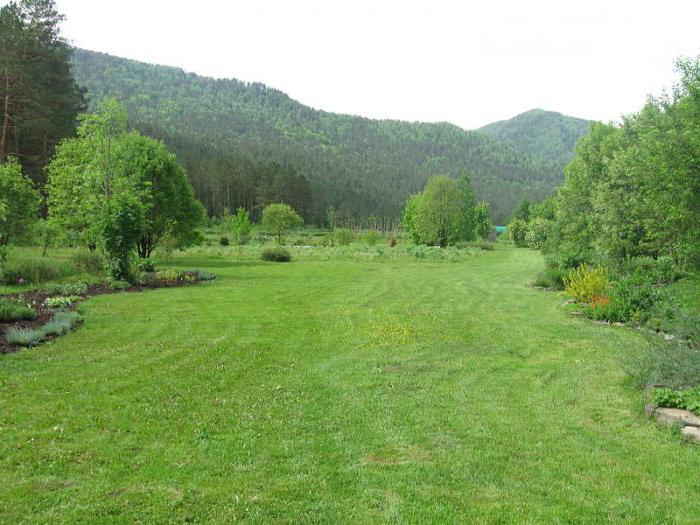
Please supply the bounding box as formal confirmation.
[1,247,699,522]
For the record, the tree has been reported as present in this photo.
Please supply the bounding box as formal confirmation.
[402,176,473,247]
[31,218,62,256]
[230,207,252,245]
[512,199,532,222]
[457,172,478,241]
[475,201,492,240]
[47,100,204,259]
[0,157,39,246]
[508,218,528,247]
[261,203,302,244]
[0,0,85,182]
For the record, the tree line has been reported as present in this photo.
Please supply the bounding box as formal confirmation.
[508,57,700,272]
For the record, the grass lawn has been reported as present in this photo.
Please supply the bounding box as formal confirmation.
[1,246,699,522]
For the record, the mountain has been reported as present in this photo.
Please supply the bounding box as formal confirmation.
[70,49,577,224]
[478,109,591,165]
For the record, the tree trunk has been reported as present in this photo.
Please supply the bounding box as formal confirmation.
[0,68,10,163]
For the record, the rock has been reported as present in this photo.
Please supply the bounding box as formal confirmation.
[653,407,700,427]
[682,426,700,443]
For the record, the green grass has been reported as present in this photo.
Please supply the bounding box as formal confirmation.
[1,246,700,522]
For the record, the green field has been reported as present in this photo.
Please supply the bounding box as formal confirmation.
[2,246,699,523]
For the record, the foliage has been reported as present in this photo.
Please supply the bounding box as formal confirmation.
[44,295,80,309]
[5,326,44,346]
[563,264,609,303]
[533,268,566,290]
[31,219,63,256]
[229,207,252,246]
[108,279,131,290]
[651,387,700,415]
[628,335,700,390]
[333,228,355,246]
[403,176,476,247]
[43,281,88,295]
[261,247,292,262]
[508,218,528,247]
[1,255,74,284]
[71,250,103,275]
[193,269,216,281]
[260,203,303,244]
[41,311,82,337]
[0,158,40,246]
[361,230,381,246]
[0,299,36,322]
[98,193,146,281]
[475,201,492,240]
[136,258,156,273]
[47,101,204,258]
[549,57,700,271]
[0,0,86,182]
[525,217,552,250]
[585,271,662,324]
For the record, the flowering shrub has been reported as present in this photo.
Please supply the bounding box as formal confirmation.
[564,264,609,303]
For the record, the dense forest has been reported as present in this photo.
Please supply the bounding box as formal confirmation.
[478,109,591,165]
[70,50,587,224]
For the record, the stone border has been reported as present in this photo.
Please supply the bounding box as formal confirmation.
[646,405,700,443]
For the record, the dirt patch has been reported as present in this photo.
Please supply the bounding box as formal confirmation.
[0,278,201,354]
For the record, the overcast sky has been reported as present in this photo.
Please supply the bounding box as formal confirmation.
[45,0,700,128]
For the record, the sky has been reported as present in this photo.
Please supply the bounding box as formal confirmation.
[42,0,700,128]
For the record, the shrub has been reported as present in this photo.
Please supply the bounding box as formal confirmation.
[108,279,131,290]
[651,387,700,414]
[194,269,216,281]
[587,271,662,324]
[261,247,292,262]
[154,269,180,284]
[508,218,528,247]
[0,299,37,322]
[334,228,355,246]
[627,335,700,390]
[41,311,82,337]
[43,282,88,296]
[525,218,551,250]
[2,256,75,284]
[5,326,44,347]
[71,250,103,275]
[361,230,381,246]
[44,295,81,309]
[533,268,566,290]
[136,258,156,273]
[620,256,684,285]
[564,264,609,303]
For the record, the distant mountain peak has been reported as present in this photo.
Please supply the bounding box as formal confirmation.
[478,109,591,163]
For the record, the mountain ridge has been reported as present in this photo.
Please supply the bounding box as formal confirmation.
[70,49,591,223]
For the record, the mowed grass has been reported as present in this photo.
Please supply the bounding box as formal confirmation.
[2,247,699,523]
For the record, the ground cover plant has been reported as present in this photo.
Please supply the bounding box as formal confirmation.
[2,247,700,522]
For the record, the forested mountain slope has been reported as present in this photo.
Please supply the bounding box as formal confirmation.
[478,109,591,164]
[71,49,570,223]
